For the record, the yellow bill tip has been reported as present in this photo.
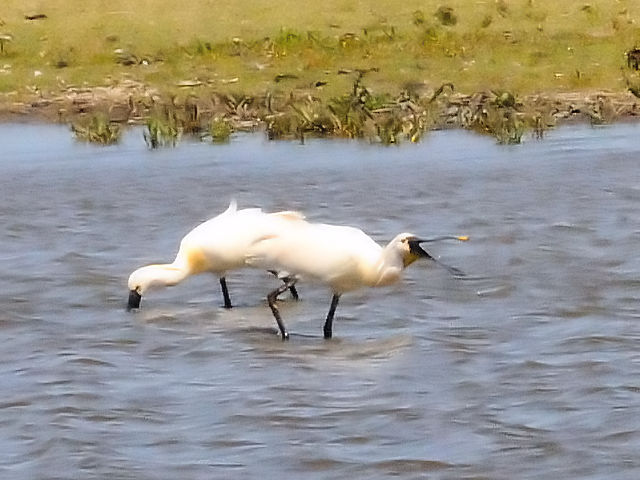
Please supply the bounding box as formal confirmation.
[457,235,470,242]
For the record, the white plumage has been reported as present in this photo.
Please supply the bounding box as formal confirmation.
[246,219,466,339]
[127,202,305,310]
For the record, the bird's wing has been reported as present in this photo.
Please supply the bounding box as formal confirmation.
[246,222,381,291]
[269,210,306,221]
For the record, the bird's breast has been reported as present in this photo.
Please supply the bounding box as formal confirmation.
[184,246,211,274]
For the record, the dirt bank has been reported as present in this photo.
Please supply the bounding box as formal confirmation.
[2,81,639,143]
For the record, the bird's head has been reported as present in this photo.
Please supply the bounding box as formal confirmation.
[391,233,434,267]
[127,267,150,310]
[126,265,171,310]
[389,232,468,276]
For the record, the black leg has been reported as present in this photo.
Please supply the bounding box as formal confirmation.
[220,277,232,309]
[269,270,300,300]
[323,294,341,339]
[267,278,297,340]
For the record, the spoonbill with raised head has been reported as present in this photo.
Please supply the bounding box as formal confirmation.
[247,220,467,339]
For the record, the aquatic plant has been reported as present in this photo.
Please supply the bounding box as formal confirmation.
[479,108,524,144]
[264,95,333,142]
[265,113,298,140]
[525,106,557,140]
[207,116,233,143]
[327,73,375,138]
[181,98,201,136]
[375,112,404,145]
[144,106,180,148]
[262,76,449,145]
[224,93,254,119]
[290,99,333,141]
[492,109,524,144]
[466,92,525,144]
[586,95,617,125]
[373,83,451,145]
[71,114,121,145]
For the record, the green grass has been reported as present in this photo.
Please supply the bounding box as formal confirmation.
[1,1,639,95]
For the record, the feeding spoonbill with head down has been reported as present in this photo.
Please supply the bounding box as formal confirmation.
[127,201,304,311]
[246,220,467,339]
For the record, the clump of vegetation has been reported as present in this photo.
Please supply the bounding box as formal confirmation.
[372,89,441,145]
[0,32,13,54]
[461,91,525,144]
[434,6,457,26]
[265,113,298,140]
[266,95,335,141]
[71,114,121,145]
[290,98,334,140]
[327,78,375,139]
[264,76,447,145]
[266,74,379,142]
[207,116,233,143]
[626,47,640,70]
[586,95,617,125]
[181,98,202,136]
[375,111,404,145]
[523,102,557,140]
[480,14,493,28]
[412,10,426,26]
[626,76,640,99]
[144,106,180,148]
[482,107,524,144]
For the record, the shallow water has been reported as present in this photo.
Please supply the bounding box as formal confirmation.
[1,123,639,479]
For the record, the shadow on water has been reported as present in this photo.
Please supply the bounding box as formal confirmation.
[1,123,639,479]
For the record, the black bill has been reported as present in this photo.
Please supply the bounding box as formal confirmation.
[127,289,142,311]
[409,239,465,278]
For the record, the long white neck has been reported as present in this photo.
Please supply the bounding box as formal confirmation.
[129,261,191,294]
[150,263,190,287]
[369,244,406,287]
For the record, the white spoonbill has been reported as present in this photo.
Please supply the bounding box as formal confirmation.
[127,202,304,310]
[247,221,467,339]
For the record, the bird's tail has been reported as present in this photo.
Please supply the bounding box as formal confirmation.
[224,199,238,214]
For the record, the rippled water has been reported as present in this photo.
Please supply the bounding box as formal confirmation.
[2,123,639,479]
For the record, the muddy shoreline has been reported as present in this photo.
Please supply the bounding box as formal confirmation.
[2,81,639,140]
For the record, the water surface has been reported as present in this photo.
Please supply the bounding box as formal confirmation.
[1,124,639,479]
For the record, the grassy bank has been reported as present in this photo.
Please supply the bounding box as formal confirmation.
[2,1,640,143]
